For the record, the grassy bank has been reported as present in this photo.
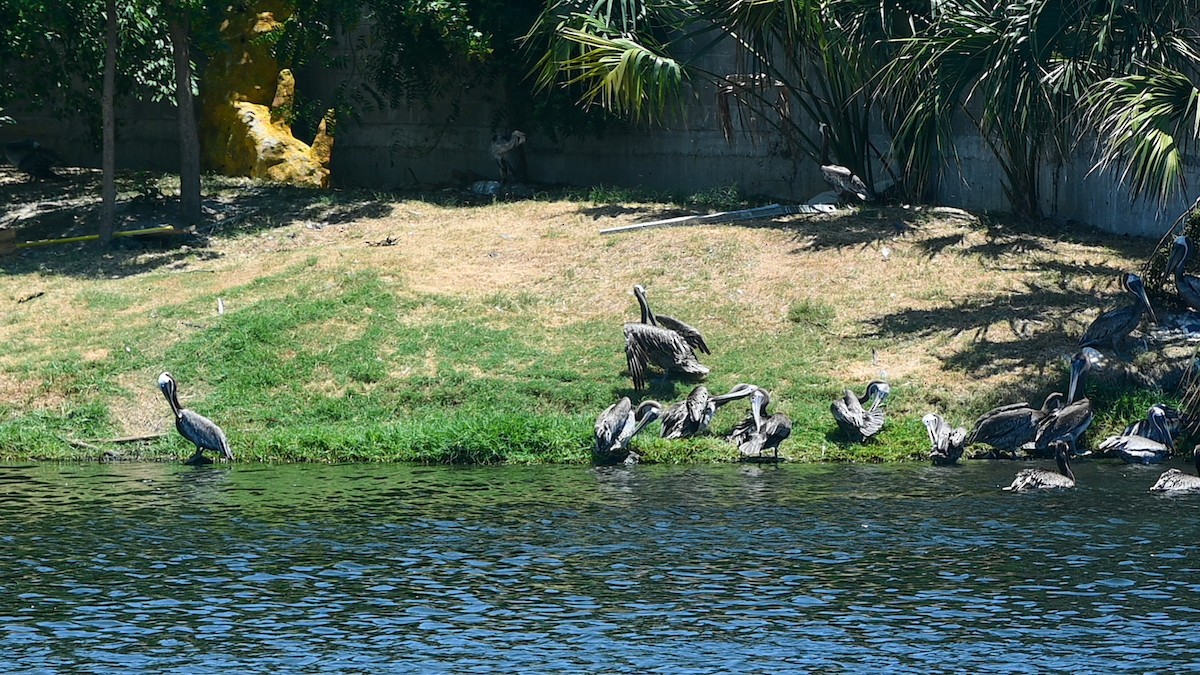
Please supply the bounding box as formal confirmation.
[0,169,1173,463]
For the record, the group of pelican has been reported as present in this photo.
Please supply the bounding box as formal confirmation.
[923,235,1200,492]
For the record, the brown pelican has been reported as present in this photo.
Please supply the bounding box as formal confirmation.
[623,285,709,390]
[489,130,526,184]
[728,386,792,461]
[4,139,61,180]
[818,123,872,203]
[660,383,754,439]
[1099,405,1174,464]
[1122,404,1183,448]
[966,392,1065,454]
[634,285,710,355]
[1003,440,1076,491]
[830,380,890,442]
[922,413,967,465]
[594,397,663,465]
[1149,451,1200,492]
[158,372,233,466]
[1166,235,1200,312]
[1077,272,1156,353]
[1032,349,1097,456]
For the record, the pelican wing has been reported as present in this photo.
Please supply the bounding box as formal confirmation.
[595,397,633,452]
[177,409,232,460]
[1178,274,1200,312]
[1078,303,1141,348]
[761,414,793,449]
[728,413,756,447]
[624,322,706,390]
[1004,468,1074,491]
[660,400,690,439]
[655,314,711,355]
[1150,468,1200,492]
[967,404,1037,448]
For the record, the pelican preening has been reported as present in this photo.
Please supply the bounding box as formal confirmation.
[830,381,890,442]
[923,413,967,466]
[623,285,710,390]
[4,139,61,180]
[594,397,663,465]
[1077,272,1156,353]
[967,392,1065,453]
[1004,441,1076,491]
[660,384,753,440]
[1032,349,1096,456]
[728,386,792,461]
[1166,235,1200,312]
[158,372,233,466]
[817,123,872,203]
[1099,404,1174,464]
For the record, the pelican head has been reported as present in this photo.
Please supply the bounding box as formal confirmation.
[157,371,181,415]
[1148,405,1175,451]
[1121,272,1156,324]
[1168,235,1192,277]
[921,413,942,447]
[750,387,770,430]
[1068,348,1100,403]
[865,381,890,406]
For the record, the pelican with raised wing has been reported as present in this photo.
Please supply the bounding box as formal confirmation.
[1077,273,1156,353]
[623,285,709,390]
[158,372,233,466]
[831,381,890,442]
[923,413,967,466]
[594,398,663,465]
[661,383,754,439]
[1004,441,1076,491]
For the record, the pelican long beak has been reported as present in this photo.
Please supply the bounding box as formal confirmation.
[1151,410,1174,451]
[1127,274,1156,324]
[921,413,940,449]
[1068,354,1087,404]
[712,384,755,405]
[1168,238,1188,278]
[751,390,765,431]
[631,402,661,437]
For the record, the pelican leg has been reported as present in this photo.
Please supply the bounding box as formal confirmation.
[184,447,212,466]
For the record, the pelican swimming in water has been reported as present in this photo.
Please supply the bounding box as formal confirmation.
[966,392,1065,454]
[818,123,872,203]
[922,413,967,466]
[1149,449,1200,492]
[1166,235,1200,312]
[594,397,663,465]
[1077,272,1156,353]
[1099,405,1174,464]
[158,372,233,466]
[1032,349,1097,456]
[831,380,890,442]
[1003,440,1076,491]
[623,285,709,390]
[660,383,754,439]
[728,386,793,461]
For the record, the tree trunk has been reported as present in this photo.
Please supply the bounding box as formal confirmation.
[100,0,117,245]
[169,10,201,225]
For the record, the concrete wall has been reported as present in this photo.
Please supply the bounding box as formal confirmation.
[4,59,1197,239]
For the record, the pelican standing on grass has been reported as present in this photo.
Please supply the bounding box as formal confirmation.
[1077,272,1156,353]
[158,372,233,466]
[966,392,1065,454]
[831,381,890,442]
[1166,235,1200,312]
[1032,349,1097,456]
[728,386,792,461]
[923,413,967,466]
[623,285,710,390]
[1004,440,1076,491]
[661,383,754,439]
[594,397,663,465]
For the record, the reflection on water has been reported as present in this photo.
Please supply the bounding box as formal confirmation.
[0,460,1197,673]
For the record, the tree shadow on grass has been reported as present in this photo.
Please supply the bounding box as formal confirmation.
[0,167,394,279]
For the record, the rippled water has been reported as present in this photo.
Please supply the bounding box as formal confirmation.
[1,460,1197,673]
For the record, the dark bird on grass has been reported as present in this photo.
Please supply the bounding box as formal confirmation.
[1099,405,1174,464]
[966,392,1065,454]
[661,383,754,440]
[158,372,233,466]
[1077,272,1156,353]
[1032,349,1097,456]
[489,130,526,184]
[623,285,709,390]
[818,122,872,203]
[1003,440,1076,491]
[728,386,792,461]
[4,139,61,180]
[923,412,967,466]
[1149,450,1200,492]
[1166,235,1200,312]
[634,284,710,355]
[830,380,890,442]
[1122,404,1184,449]
[594,397,663,465]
